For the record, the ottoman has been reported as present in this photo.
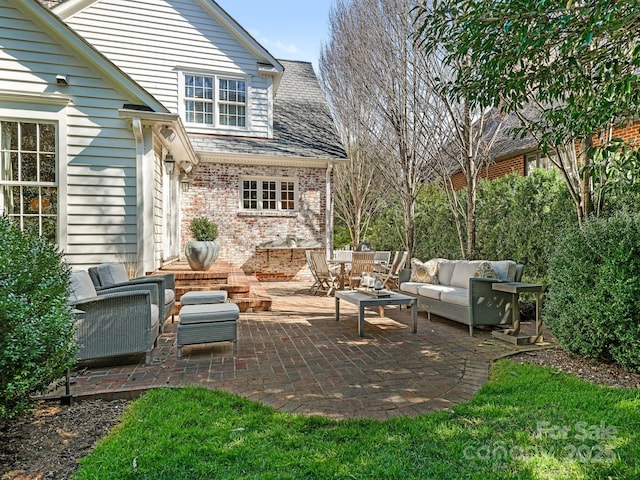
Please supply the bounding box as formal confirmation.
[180,290,228,305]
[177,302,239,358]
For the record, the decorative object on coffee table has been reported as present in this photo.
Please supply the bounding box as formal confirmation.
[185,216,220,271]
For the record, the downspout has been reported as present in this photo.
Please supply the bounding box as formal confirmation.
[325,161,334,260]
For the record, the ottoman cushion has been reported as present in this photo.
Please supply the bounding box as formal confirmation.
[180,290,228,305]
[179,303,239,325]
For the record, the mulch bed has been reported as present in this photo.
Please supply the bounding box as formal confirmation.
[1,349,638,479]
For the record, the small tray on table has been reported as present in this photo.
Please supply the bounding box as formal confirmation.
[356,288,393,298]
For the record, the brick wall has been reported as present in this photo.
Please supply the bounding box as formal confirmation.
[450,155,525,189]
[450,121,640,189]
[180,162,326,279]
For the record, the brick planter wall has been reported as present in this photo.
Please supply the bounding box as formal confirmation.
[180,162,326,279]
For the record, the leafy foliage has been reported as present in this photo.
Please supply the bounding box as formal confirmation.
[475,170,577,283]
[363,171,574,283]
[545,212,640,372]
[413,0,640,224]
[0,216,76,420]
[189,216,218,241]
[414,0,640,145]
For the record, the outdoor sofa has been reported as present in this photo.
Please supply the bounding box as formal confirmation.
[398,258,524,335]
[68,270,161,365]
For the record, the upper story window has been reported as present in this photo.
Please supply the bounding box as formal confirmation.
[182,73,247,129]
[0,120,58,243]
[241,177,297,212]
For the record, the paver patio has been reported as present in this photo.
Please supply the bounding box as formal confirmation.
[49,282,553,420]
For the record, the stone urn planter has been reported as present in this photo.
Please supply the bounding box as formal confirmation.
[184,216,219,271]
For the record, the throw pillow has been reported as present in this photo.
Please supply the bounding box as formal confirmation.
[410,258,438,284]
[473,261,501,280]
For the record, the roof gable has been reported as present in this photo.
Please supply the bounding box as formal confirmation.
[51,0,283,76]
[17,0,167,112]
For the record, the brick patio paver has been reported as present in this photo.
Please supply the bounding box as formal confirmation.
[49,282,554,419]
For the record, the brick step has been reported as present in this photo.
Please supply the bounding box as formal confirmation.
[162,261,272,314]
[175,284,248,297]
[227,275,272,312]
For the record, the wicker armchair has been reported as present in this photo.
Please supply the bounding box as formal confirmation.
[68,270,160,365]
[88,263,175,330]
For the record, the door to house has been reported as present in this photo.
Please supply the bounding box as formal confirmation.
[163,167,179,261]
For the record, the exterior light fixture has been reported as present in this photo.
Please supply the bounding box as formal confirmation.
[160,125,176,142]
[180,172,191,192]
[164,153,176,176]
[56,74,68,85]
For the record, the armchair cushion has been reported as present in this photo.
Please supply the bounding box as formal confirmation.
[95,263,129,286]
[68,271,98,303]
[89,263,176,325]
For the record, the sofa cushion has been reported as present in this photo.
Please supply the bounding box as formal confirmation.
[399,282,425,295]
[410,258,439,284]
[68,270,97,303]
[489,260,517,282]
[440,288,469,307]
[96,263,129,286]
[437,260,457,286]
[473,261,501,280]
[449,261,482,288]
[417,284,458,300]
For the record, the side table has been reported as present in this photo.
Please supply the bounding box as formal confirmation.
[491,282,544,345]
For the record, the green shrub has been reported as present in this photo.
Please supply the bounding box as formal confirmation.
[544,212,640,372]
[413,184,462,260]
[189,216,218,241]
[476,169,577,283]
[0,217,76,420]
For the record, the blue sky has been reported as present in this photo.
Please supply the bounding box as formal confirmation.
[217,0,335,69]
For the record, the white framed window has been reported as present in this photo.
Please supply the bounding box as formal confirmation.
[0,120,58,243]
[181,72,247,129]
[525,151,556,174]
[241,177,297,212]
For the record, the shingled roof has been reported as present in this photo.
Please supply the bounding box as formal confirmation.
[488,104,540,160]
[191,60,347,161]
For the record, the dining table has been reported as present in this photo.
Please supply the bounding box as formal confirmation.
[327,259,350,290]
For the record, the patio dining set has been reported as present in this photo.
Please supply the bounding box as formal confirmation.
[305,249,408,296]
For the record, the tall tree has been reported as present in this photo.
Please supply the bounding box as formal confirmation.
[320,38,386,249]
[321,0,439,260]
[414,0,640,226]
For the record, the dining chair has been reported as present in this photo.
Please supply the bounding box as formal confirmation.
[381,251,408,290]
[348,252,376,289]
[309,250,339,296]
[306,249,321,294]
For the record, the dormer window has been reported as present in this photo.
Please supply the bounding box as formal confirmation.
[181,72,247,130]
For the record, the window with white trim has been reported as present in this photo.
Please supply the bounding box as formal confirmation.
[241,178,297,211]
[0,120,58,243]
[525,151,557,174]
[183,73,246,128]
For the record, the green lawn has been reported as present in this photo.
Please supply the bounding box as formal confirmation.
[73,359,639,479]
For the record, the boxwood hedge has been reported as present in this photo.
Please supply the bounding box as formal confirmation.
[0,217,76,419]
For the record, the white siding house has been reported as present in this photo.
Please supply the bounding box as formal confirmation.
[1,0,199,274]
[2,0,346,276]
